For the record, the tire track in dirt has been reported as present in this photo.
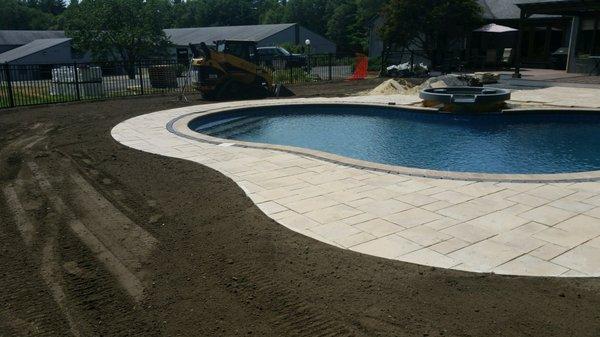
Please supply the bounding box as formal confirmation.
[27,161,150,302]
[2,118,161,336]
[2,183,36,246]
[231,261,360,337]
[0,189,71,336]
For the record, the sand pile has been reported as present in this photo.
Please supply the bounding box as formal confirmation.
[365,73,497,97]
[367,79,415,95]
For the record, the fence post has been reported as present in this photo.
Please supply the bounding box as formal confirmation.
[379,47,387,76]
[328,53,333,81]
[3,63,15,108]
[138,62,144,95]
[289,61,293,84]
[73,62,81,101]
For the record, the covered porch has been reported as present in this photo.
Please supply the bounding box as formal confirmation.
[514,0,600,77]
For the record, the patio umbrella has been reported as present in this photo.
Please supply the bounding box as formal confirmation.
[474,23,517,33]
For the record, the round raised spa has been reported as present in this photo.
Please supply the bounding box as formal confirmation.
[188,104,600,177]
[420,87,511,112]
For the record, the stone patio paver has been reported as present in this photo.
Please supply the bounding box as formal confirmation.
[552,245,600,276]
[519,205,576,226]
[351,235,422,259]
[335,232,376,248]
[399,248,459,269]
[494,255,568,276]
[111,97,600,277]
[353,218,404,237]
[384,208,440,228]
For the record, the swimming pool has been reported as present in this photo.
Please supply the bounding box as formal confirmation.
[189,104,600,174]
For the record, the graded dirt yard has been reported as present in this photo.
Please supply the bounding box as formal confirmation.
[1,84,600,337]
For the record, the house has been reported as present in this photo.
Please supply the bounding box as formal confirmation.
[164,23,337,63]
[513,0,600,74]
[0,37,91,80]
[0,23,336,67]
[0,30,66,54]
[0,38,90,65]
[476,0,571,70]
[368,0,597,73]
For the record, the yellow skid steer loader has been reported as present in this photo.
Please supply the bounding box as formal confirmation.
[189,40,293,100]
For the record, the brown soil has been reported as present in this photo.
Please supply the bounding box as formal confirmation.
[1,85,600,337]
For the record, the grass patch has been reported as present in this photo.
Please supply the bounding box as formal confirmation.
[0,83,77,108]
[272,68,315,84]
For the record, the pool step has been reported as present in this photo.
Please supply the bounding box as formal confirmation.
[205,116,265,138]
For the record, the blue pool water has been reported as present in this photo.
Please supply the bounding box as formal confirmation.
[189,105,600,174]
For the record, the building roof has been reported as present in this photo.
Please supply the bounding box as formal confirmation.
[517,0,600,15]
[0,30,66,46]
[0,38,71,63]
[478,0,572,20]
[474,23,518,33]
[164,23,297,46]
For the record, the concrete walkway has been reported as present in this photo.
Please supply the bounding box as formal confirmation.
[112,96,600,277]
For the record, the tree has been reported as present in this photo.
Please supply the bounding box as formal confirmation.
[325,0,385,53]
[0,0,54,29]
[64,0,172,77]
[26,0,66,15]
[380,0,482,67]
[258,0,284,24]
[198,0,257,26]
[327,1,362,53]
[282,0,332,36]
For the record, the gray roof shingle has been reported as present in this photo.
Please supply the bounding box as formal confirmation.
[0,38,71,63]
[0,30,66,46]
[164,23,296,46]
[478,0,572,20]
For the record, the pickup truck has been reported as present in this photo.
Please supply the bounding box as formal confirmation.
[256,46,307,69]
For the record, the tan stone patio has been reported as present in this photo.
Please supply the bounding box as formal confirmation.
[112,95,600,277]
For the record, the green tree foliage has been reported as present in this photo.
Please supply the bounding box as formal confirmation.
[25,0,66,15]
[64,0,172,64]
[4,0,390,54]
[261,0,385,53]
[0,0,55,29]
[281,0,332,36]
[380,0,482,65]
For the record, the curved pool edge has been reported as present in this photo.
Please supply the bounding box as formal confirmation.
[169,102,600,183]
[111,98,600,278]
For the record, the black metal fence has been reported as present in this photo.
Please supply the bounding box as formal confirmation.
[0,54,358,109]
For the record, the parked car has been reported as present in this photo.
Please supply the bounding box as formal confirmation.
[256,46,307,69]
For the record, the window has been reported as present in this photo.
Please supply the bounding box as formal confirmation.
[578,16,600,56]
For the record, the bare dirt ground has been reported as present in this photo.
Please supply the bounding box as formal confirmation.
[1,84,600,337]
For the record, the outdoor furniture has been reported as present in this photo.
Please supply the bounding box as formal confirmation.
[589,56,600,75]
[502,48,513,64]
[473,24,518,69]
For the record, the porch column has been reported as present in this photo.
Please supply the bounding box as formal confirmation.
[513,10,526,78]
[566,16,580,73]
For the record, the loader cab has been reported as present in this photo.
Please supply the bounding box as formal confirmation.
[215,40,257,63]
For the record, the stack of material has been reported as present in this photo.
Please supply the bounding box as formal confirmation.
[418,74,470,90]
[474,72,500,84]
[51,66,103,98]
[148,65,179,89]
